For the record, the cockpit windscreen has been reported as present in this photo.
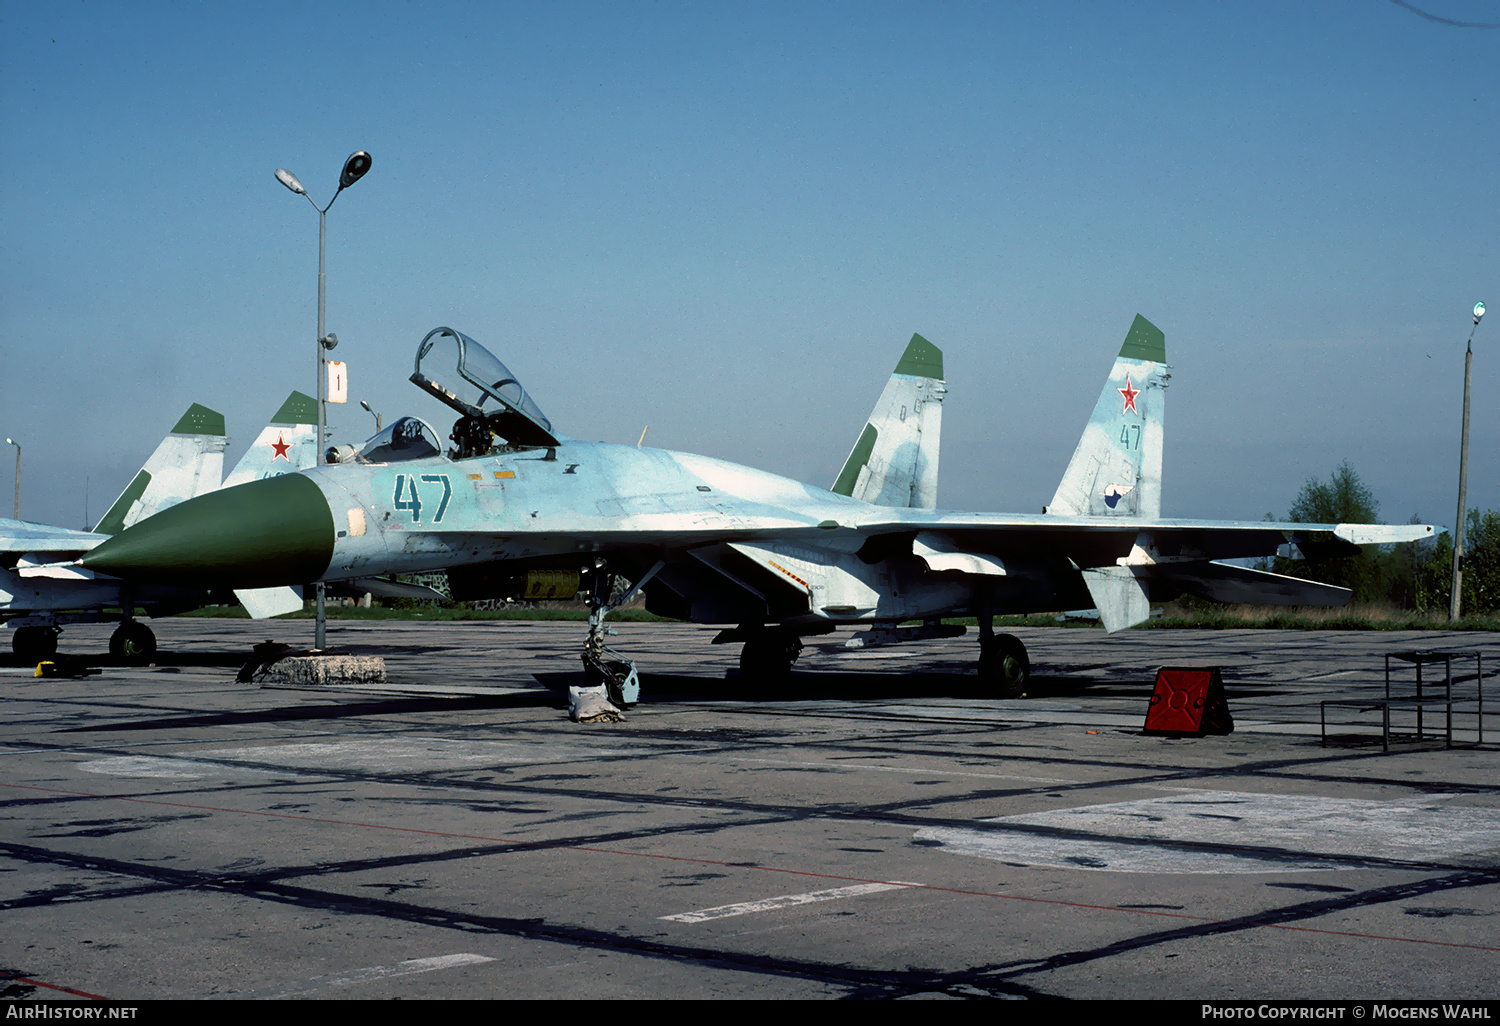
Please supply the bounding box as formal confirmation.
[353,417,443,464]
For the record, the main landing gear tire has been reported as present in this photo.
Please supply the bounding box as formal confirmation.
[739,628,803,686]
[109,622,156,665]
[12,626,60,664]
[978,633,1030,699]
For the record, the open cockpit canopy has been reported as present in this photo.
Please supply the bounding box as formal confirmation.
[410,327,560,449]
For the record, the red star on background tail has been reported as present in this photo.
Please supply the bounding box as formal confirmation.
[270,433,292,460]
[1118,376,1140,415]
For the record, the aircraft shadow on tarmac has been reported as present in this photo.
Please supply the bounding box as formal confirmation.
[0,648,247,670]
[59,692,559,734]
[538,668,1139,702]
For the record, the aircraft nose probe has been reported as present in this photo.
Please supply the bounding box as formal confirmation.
[81,473,337,589]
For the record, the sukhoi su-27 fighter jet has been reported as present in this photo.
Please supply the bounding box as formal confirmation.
[82,318,1435,697]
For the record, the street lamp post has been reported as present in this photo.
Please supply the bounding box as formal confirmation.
[1450,301,1486,621]
[275,151,372,650]
[4,438,18,520]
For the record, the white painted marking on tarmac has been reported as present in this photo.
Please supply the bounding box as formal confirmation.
[207,737,623,770]
[662,882,913,923]
[80,737,622,779]
[79,755,284,780]
[915,791,1500,874]
[266,681,530,697]
[724,755,1078,784]
[209,953,494,999]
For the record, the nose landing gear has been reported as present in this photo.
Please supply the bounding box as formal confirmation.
[575,559,665,717]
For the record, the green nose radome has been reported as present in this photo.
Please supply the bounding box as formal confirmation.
[82,472,335,589]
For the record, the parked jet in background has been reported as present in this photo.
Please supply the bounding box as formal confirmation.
[83,317,1434,696]
[2,393,317,662]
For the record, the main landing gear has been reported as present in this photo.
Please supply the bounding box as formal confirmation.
[11,626,60,664]
[971,587,1030,698]
[109,621,157,664]
[9,619,156,666]
[726,620,1030,697]
[738,626,803,682]
[977,631,1030,699]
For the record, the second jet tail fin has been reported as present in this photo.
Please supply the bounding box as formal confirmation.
[222,391,319,489]
[1048,314,1168,519]
[831,333,946,509]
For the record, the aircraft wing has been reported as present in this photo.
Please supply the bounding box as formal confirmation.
[620,507,1434,631]
[844,511,1432,631]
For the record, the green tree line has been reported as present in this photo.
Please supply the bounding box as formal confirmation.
[1272,460,1498,614]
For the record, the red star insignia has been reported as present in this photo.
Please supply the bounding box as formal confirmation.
[270,433,292,461]
[1119,376,1140,416]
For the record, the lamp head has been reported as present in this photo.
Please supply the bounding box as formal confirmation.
[274,168,306,195]
[339,151,372,190]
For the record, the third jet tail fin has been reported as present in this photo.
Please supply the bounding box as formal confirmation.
[1048,314,1168,518]
[222,391,319,489]
[93,405,227,535]
[831,333,946,509]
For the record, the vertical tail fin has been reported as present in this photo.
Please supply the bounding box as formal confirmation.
[221,391,319,489]
[93,404,227,534]
[1048,314,1168,518]
[831,333,946,509]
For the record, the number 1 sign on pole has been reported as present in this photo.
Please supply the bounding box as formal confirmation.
[326,360,347,404]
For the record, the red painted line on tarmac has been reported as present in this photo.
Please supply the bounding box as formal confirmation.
[0,969,108,1000]
[5,780,1498,954]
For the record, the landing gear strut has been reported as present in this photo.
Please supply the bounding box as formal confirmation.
[974,587,1029,698]
[578,559,664,710]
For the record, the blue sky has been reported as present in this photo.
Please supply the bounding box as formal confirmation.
[2,0,1496,534]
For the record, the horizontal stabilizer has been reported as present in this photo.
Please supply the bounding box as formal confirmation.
[1153,561,1351,607]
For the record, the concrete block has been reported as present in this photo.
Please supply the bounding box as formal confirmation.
[255,655,387,686]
